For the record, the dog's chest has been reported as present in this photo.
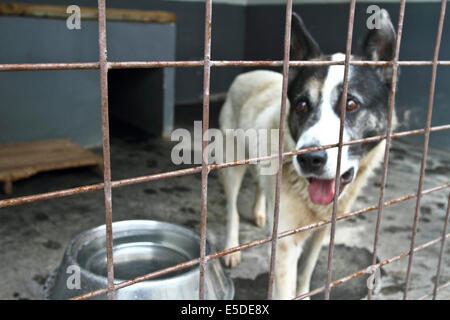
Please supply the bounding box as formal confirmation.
[278,164,333,234]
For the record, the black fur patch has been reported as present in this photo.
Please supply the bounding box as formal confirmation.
[288,59,390,161]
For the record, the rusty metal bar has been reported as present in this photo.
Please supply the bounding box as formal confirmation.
[281,183,449,240]
[432,193,450,299]
[110,60,203,69]
[368,0,406,300]
[418,281,450,300]
[1,125,449,210]
[69,183,449,300]
[0,183,105,208]
[2,60,450,72]
[266,0,293,300]
[97,0,115,300]
[198,0,212,300]
[294,232,450,300]
[109,60,450,68]
[403,0,447,300]
[0,1,447,303]
[71,257,201,300]
[0,62,100,71]
[324,0,355,300]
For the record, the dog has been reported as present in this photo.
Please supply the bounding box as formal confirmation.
[218,10,397,299]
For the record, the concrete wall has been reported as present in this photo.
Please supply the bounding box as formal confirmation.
[0,0,449,150]
[0,13,175,146]
[0,0,247,104]
[244,1,450,150]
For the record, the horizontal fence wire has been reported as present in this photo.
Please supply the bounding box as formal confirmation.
[418,281,450,300]
[294,232,450,300]
[1,60,450,72]
[1,125,449,210]
[0,0,448,301]
[68,182,449,300]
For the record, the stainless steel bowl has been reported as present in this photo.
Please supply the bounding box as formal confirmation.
[44,220,234,300]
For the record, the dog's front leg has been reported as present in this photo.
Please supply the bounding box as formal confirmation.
[272,236,303,300]
[261,174,301,299]
[296,226,328,297]
[221,166,247,267]
[253,183,266,227]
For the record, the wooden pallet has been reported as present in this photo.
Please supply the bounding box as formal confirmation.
[0,138,103,194]
[0,3,176,23]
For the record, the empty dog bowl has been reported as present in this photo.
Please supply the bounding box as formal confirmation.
[44,220,234,300]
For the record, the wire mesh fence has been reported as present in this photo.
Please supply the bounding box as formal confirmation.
[0,0,449,300]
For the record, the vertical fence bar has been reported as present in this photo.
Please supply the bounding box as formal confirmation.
[403,0,447,300]
[368,0,406,300]
[97,0,115,300]
[199,0,212,300]
[1,1,449,302]
[324,0,356,300]
[266,0,293,300]
[432,194,450,299]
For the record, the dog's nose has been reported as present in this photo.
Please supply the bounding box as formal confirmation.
[297,149,327,173]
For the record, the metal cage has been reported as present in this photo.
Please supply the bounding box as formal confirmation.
[0,0,449,300]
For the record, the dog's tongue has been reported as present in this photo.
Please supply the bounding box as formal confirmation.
[308,178,335,205]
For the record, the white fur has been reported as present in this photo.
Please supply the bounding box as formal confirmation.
[219,69,385,299]
[294,53,358,180]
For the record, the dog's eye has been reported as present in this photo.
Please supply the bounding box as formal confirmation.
[346,98,359,112]
[296,99,309,113]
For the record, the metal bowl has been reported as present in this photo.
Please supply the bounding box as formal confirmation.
[44,220,234,300]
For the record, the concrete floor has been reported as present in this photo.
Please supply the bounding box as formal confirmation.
[0,103,449,300]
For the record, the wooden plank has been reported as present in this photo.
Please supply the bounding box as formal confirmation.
[0,2,176,23]
[0,139,103,194]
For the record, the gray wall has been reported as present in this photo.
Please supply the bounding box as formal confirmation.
[245,2,450,150]
[0,13,175,146]
[0,0,247,104]
[1,0,449,150]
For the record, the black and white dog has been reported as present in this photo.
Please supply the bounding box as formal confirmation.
[218,10,397,299]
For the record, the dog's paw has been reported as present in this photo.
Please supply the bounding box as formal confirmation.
[222,251,241,268]
[252,195,266,228]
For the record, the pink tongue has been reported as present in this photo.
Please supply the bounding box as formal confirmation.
[308,179,335,204]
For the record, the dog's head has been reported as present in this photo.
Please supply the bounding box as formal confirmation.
[288,10,397,205]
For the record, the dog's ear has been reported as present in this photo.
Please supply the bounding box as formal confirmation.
[290,12,321,61]
[363,9,397,85]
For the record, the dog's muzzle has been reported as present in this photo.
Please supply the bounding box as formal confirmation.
[306,167,355,205]
[297,150,327,174]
